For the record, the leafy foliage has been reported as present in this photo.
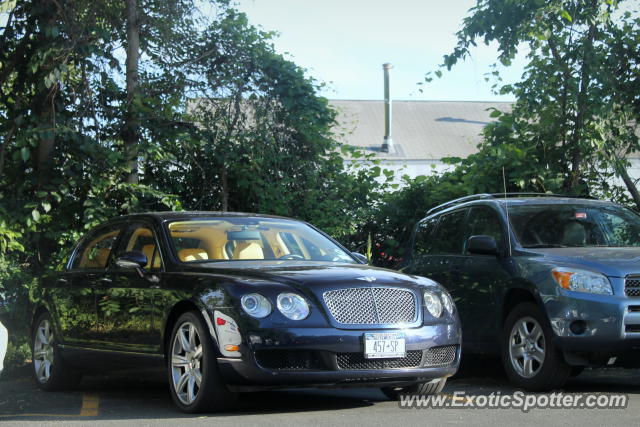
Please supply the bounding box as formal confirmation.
[0,0,384,368]
[368,0,640,266]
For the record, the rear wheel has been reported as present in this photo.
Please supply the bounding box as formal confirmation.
[501,302,571,391]
[32,312,81,390]
[381,377,447,400]
[168,311,237,413]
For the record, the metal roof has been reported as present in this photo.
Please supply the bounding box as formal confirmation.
[331,99,640,160]
[330,100,512,160]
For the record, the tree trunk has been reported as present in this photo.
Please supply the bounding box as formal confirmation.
[567,20,597,190]
[124,0,140,184]
[220,165,228,212]
[618,163,640,210]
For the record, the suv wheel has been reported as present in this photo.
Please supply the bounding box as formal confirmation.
[381,377,447,400]
[501,302,570,391]
[32,312,81,390]
[168,311,237,413]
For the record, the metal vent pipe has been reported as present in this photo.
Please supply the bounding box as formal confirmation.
[381,63,393,153]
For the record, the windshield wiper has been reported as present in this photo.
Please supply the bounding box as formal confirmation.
[524,244,568,248]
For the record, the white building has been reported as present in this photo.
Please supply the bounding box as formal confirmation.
[330,99,640,189]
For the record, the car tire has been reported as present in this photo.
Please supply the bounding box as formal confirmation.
[381,377,447,400]
[32,312,82,390]
[501,302,571,391]
[168,311,237,413]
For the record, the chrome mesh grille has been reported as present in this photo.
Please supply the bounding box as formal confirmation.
[323,287,417,324]
[336,350,423,370]
[424,345,457,367]
[625,276,640,297]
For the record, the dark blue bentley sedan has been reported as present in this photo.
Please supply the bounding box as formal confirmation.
[31,212,461,412]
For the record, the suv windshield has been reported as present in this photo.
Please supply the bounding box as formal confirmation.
[166,217,356,263]
[508,203,640,248]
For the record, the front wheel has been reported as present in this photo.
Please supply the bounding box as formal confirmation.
[168,311,237,413]
[381,377,447,400]
[501,302,571,391]
[32,312,81,390]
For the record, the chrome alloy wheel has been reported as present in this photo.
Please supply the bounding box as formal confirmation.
[508,316,545,378]
[171,322,204,405]
[33,319,55,383]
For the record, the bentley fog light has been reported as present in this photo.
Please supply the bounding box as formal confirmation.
[277,293,310,320]
[241,293,272,318]
[440,290,455,314]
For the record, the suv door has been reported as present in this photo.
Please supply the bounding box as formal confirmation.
[95,221,164,353]
[459,205,511,349]
[409,209,467,288]
[51,223,124,346]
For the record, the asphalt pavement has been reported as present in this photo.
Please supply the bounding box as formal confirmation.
[1,357,639,426]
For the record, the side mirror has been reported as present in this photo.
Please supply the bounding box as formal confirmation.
[351,252,368,264]
[115,251,148,269]
[467,235,499,256]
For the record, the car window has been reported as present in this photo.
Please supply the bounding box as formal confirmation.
[166,217,356,263]
[465,206,504,253]
[113,223,163,270]
[413,218,438,256]
[507,204,636,248]
[72,224,123,270]
[431,209,467,255]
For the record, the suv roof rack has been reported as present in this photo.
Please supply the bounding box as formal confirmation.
[426,193,585,216]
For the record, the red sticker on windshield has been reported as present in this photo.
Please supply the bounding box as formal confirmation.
[575,212,587,219]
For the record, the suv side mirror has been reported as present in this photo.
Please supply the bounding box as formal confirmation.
[115,251,148,269]
[351,252,368,264]
[467,235,499,256]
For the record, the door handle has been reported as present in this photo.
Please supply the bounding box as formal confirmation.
[96,278,113,286]
[56,278,69,285]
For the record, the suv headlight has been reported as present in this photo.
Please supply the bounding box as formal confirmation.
[241,293,272,318]
[277,293,310,320]
[423,289,443,318]
[551,268,613,295]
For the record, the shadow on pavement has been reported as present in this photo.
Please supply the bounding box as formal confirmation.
[0,366,378,421]
[1,358,640,421]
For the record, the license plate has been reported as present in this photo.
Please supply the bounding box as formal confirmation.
[364,332,405,359]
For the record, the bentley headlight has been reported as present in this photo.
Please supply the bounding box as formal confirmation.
[423,289,443,318]
[551,268,613,295]
[440,290,455,314]
[277,293,310,320]
[241,293,272,318]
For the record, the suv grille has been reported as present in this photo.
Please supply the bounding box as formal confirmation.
[323,287,417,324]
[625,276,640,297]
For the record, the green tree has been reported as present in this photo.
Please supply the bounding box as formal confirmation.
[438,0,640,206]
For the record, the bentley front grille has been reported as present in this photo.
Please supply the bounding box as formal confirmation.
[323,287,417,325]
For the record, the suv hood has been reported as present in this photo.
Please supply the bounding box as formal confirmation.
[523,247,640,277]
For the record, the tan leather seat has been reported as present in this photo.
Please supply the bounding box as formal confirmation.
[82,248,111,268]
[178,248,210,262]
[142,244,162,269]
[232,242,264,260]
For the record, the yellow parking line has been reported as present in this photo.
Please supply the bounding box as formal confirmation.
[79,393,100,417]
[0,392,100,418]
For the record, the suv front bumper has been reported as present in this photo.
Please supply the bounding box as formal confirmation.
[546,290,640,352]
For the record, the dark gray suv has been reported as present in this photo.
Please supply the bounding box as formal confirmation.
[402,193,640,391]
